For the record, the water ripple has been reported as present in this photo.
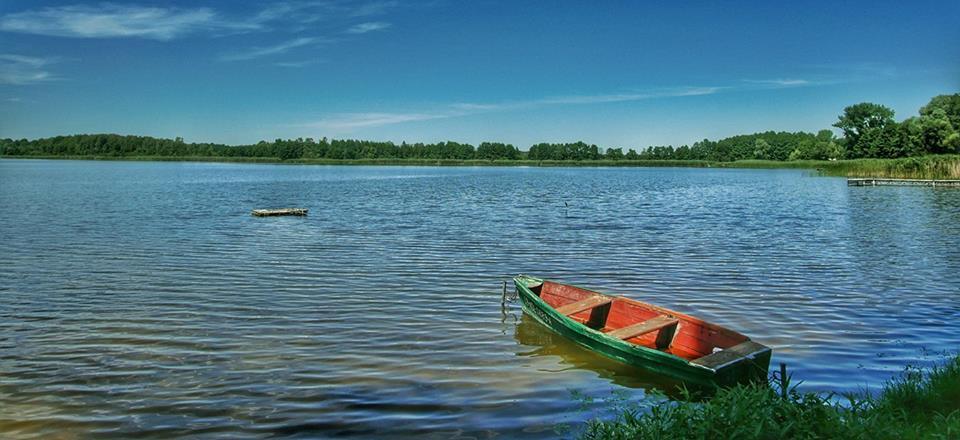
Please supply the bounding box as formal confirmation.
[2,161,960,438]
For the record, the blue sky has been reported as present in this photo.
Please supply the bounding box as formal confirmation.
[1,1,958,148]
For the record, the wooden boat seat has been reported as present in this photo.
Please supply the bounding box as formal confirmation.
[606,315,679,349]
[691,341,771,369]
[555,295,613,316]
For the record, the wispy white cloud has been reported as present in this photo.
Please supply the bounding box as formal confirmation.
[347,1,400,17]
[536,86,725,105]
[0,2,403,74]
[743,78,815,87]
[743,64,910,88]
[346,21,390,34]
[446,86,726,113]
[4,97,24,103]
[255,1,398,25]
[220,37,326,61]
[300,112,447,130]
[295,80,833,132]
[449,102,504,111]
[0,54,60,85]
[801,62,900,81]
[252,3,311,24]
[274,59,322,68]
[298,86,728,131]
[0,4,250,40]
[0,2,401,40]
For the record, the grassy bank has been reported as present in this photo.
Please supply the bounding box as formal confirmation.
[727,155,960,179]
[4,154,960,178]
[818,155,960,179]
[581,356,960,439]
[714,156,960,179]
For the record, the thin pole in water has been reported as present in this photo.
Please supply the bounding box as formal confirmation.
[779,363,789,400]
[501,281,507,307]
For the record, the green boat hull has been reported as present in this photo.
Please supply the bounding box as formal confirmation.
[514,275,770,388]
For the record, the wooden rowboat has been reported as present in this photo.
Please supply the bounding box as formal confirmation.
[514,275,771,387]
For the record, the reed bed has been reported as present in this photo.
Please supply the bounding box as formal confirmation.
[819,155,960,179]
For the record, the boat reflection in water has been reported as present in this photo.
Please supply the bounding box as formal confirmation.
[513,314,697,398]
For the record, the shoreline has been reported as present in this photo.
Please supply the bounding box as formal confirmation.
[3,154,960,179]
[1,154,715,167]
[582,356,960,439]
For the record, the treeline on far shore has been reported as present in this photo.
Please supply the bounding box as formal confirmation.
[2,93,958,164]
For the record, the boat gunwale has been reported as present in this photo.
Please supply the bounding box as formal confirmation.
[543,279,751,345]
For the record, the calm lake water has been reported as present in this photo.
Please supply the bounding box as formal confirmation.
[2,159,959,439]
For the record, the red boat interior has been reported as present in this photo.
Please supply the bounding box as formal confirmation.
[530,281,749,361]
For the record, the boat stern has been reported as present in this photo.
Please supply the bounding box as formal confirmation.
[690,340,772,387]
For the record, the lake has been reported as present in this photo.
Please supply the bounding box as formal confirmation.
[2,159,959,439]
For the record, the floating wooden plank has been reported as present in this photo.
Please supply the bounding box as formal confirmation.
[607,316,679,340]
[848,178,960,187]
[555,295,613,316]
[251,208,308,217]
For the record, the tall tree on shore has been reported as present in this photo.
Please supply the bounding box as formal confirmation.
[917,94,960,153]
[920,94,960,129]
[834,103,895,158]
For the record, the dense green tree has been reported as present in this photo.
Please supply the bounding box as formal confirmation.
[476,142,520,160]
[640,145,677,160]
[605,147,624,160]
[814,129,844,160]
[920,94,960,129]
[857,121,911,158]
[834,103,895,158]
[528,141,601,160]
[912,110,958,154]
[753,139,772,160]
[788,130,843,160]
